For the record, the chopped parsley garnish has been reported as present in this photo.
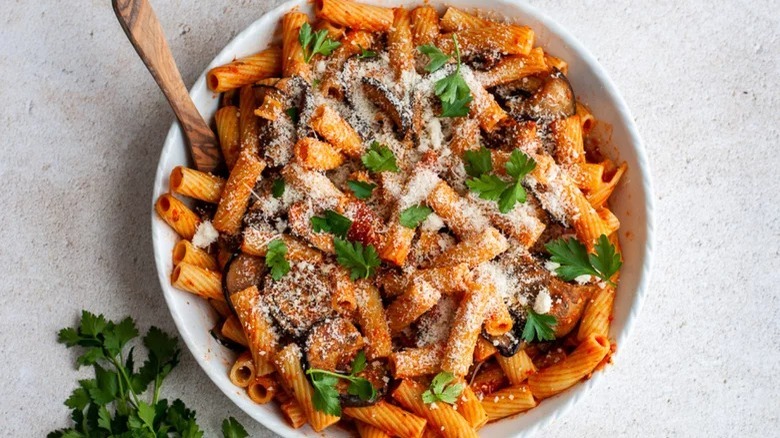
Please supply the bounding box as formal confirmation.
[272,178,285,198]
[298,22,341,63]
[265,238,291,280]
[463,146,493,178]
[311,209,352,238]
[333,237,380,280]
[432,35,472,117]
[347,180,376,199]
[285,107,299,123]
[361,141,399,173]
[421,372,464,405]
[466,149,536,213]
[545,234,622,285]
[357,44,377,59]
[522,307,557,342]
[418,44,451,73]
[307,351,376,416]
[399,205,433,229]
[51,310,247,438]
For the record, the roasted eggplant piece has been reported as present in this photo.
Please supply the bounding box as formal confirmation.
[304,318,365,372]
[505,69,576,121]
[361,77,412,137]
[224,252,267,296]
[339,358,389,407]
[482,329,523,357]
[264,265,338,338]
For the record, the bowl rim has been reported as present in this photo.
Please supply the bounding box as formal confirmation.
[150,0,654,436]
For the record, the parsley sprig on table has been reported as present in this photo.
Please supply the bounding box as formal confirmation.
[419,35,472,117]
[298,22,341,63]
[361,141,399,173]
[421,372,464,405]
[50,310,248,438]
[306,351,376,416]
[266,238,291,281]
[522,307,557,343]
[465,149,536,213]
[545,234,622,286]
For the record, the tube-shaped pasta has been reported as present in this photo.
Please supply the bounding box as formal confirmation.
[381,263,469,298]
[287,202,336,254]
[222,315,249,346]
[577,286,615,341]
[389,343,444,378]
[241,230,324,263]
[598,208,621,235]
[355,280,393,360]
[449,116,480,157]
[386,280,442,335]
[273,343,340,431]
[455,386,488,429]
[470,193,546,249]
[388,8,414,80]
[329,266,358,316]
[232,286,279,367]
[470,363,508,395]
[207,47,282,92]
[170,166,225,203]
[587,162,627,209]
[480,384,537,421]
[474,47,548,88]
[171,262,222,300]
[247,375,277,404]
[356,421,392,438]
[294,137,345,170]
[544,52,568,75]
[310,105,364,158]
[316,0,393,32]
[473,338,497,362]
[155,194,200,239]
[376,221,415,267]
[392,379,477,438]
[314,19,346,39]
[426,180,491,239]
[238,85,259,155]
[463,72,508,132]
[319,30,375,98]
[528,335,610,399]
[436,26,533,56]
[567,162,605,192]
[229,351,255,388]
[215,106,240,169]
[282,11,311,78]
[410,6,439,47]
[344,401,427,438]
[496,350,536,386]
[210,298,232,318]
[484,293,513,336]
[439,7,484,31]
[172,240,217,271]
[213,151,266,235]
[551,115,585,165]
[440,280,491,377]
[431,227,509,269]
[280,397,307,429]
[576,102,595,134]
[253,90,284,121]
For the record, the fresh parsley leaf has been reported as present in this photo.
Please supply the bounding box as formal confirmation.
[505,149,536,180]
[357,44,377,59]
[311,210,352,238]
[265,238,291,281]
[333,237,380,280]
[590,234,623,284]
[497,180,526,213]
[272,178,285,199]
[285,107,299,123]
[399,205,433,229]
[545,237,594,279]
[298,22,341,63]
[347,180,376,199]
[307,353,377,416]
[433,35,472,118]
[221,417,249,438]
[361,141,399,173]
[312,78,321,88]
[463,146,493,178]
[522,307,557,342]
[466,174,511,201]
[421,372,464,405]
[418,44,451,72]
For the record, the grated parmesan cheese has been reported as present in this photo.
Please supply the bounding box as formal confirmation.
[192,221,218,248]
[533,290,552,314]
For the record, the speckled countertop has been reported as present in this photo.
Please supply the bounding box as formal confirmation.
[1,0,778,436]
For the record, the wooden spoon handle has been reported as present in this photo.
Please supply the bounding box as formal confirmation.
[113,0,222,173]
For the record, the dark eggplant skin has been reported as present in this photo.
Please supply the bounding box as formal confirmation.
[221,252,267,316]
[360,77,412,137]
[481,327,524,357]
[504,69,576,121]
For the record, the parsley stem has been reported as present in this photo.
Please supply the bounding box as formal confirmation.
[307,369,359,383]
[111,355,141,407]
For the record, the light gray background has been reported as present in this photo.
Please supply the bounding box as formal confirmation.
[1,0,778,436]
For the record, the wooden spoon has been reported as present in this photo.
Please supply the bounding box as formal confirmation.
[113,0,222,173]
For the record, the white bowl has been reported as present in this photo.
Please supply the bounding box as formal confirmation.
[151,1,654,436]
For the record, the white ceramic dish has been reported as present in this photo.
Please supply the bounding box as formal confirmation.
[151,1,654,436]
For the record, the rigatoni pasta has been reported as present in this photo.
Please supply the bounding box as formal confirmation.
[157,1,628,434]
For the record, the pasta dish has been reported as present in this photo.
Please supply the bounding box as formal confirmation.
[154,0,627,436]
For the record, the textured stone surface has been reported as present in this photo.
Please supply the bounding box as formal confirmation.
[1,0,778,436]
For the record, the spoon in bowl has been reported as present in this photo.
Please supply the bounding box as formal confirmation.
[113,0,222,173]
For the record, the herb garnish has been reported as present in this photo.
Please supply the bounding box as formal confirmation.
[421,372,464,405]
[361,141,400,173]
[522,307,557,342]
[311,210,352,238]
[307,351,376,416]
[347,180,376,200]
[298,22,341,63]
[333,237,380,280]
[266,238,291,280]
[466,149,536,213]
[545,234,622,286]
